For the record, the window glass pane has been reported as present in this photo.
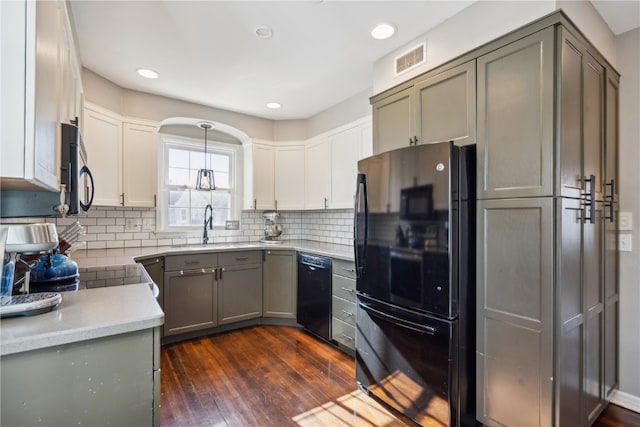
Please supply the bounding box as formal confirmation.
[191,190,212,208]
[168,167,189,186]
[191,151,205,170]
[211,154,229,172]
[214,171,229,189]
[168,188,189,207]
[168,148,189,168]
[168,207,191,226]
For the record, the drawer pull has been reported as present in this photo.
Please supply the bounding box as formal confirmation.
[340,287,355,293]
[235,257,249,261]
[184,260,200,266]
[341,310,354,317]
[341,267,356,273]
[340,334,354,341]
[179,268,207,276]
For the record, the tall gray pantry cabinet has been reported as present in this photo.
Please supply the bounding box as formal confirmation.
[476,20,619,427]
[370,12,619,427]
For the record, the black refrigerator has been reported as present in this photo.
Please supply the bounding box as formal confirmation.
[354,142,477,427]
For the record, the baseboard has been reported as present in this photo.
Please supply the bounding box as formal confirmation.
[611,389,640,413]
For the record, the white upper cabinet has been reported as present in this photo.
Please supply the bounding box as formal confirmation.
[84,105,123,206]
[275,145,305,210]
[244,142,275,210]
[123,120,159,208]
[329,127,360,209]
[83,103,159,207]
[302,118,373,210]
[305,139,331,209]
[1,0,81,191]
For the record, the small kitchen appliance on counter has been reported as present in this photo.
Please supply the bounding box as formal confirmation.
[0,223,64,318]
[261,211,283,244]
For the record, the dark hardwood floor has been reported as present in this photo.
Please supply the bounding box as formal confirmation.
[160,325,639,426]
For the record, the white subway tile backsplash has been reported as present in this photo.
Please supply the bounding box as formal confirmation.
[2,206,355,251]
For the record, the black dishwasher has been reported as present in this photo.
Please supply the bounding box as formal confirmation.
[297,253,332,342]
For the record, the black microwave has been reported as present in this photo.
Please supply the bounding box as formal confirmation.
[399,185,433,221]
[61,123,94,214]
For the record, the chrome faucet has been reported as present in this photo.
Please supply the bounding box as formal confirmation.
[203,204,213,244]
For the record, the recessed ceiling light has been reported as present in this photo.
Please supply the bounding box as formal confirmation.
[371,23,396,40]
[254,25,274,39]
[266,102,281,109]
[136,68,159,79]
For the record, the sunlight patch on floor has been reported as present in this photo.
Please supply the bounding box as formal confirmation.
[292,390,400,427]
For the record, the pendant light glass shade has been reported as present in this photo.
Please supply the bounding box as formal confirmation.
[196,122,216,191]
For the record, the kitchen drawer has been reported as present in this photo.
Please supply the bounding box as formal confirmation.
[332,258,356,279]
[332,296,356,326]
[165,253,218,271]
[218,251,262,266]
[332,274,356,302]
[332,317,356,350]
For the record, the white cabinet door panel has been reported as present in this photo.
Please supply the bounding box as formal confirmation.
[84,106,122,206]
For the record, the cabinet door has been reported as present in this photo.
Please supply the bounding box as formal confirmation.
[372,88,414,154]
[275,145,305,210]
[477,28,555,199]
[559,29,584,199]
[263,250,297,319]
[330,127,360,209]
[252,143,275,210]
[218,263,263,325]
[123,121,158,207]
[83,105,123,206]
[414,60,476,146]
[476,197,554,427]
[603,72,619,400]
[163,270,216,336]
[557,197,584,427]
[582,52,605,203]
[32,0,62,191]
[305,139,330,209]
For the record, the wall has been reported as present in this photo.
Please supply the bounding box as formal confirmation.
[306,87,372,138]
[614,27,640,408]
[372,0,617,96]
[83,70,370,144]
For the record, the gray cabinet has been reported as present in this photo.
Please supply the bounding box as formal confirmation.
[163,254,218,336]
[475,22,619,427]
[1,328,161,427]
[372,88,413,154]
[218,251,263,325]
[372,61,476,155]
[331,258,356,353]
[477,28,555,199]
[414,60,476,147]
[476,197,555,426]
[263,250,297,319]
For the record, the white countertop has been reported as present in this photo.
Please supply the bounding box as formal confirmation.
[71,239,354,269]
[0,284,164,356]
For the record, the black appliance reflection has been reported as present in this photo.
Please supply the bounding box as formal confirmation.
[354,142,476,427]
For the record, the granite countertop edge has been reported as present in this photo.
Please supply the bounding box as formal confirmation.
[1,284,164,357]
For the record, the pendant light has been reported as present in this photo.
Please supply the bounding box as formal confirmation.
[196,121,216,191]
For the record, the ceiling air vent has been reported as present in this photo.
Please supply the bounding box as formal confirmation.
[394,42,426,76]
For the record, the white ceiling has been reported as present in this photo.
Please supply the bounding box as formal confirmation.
[69,1,639,122]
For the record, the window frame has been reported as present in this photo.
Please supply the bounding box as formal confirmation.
[157,133,243,234]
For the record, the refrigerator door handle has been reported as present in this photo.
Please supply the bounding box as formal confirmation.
[354,173,368,278]
[358,302,436,335]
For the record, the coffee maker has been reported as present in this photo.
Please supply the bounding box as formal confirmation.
[261,211,283,244]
